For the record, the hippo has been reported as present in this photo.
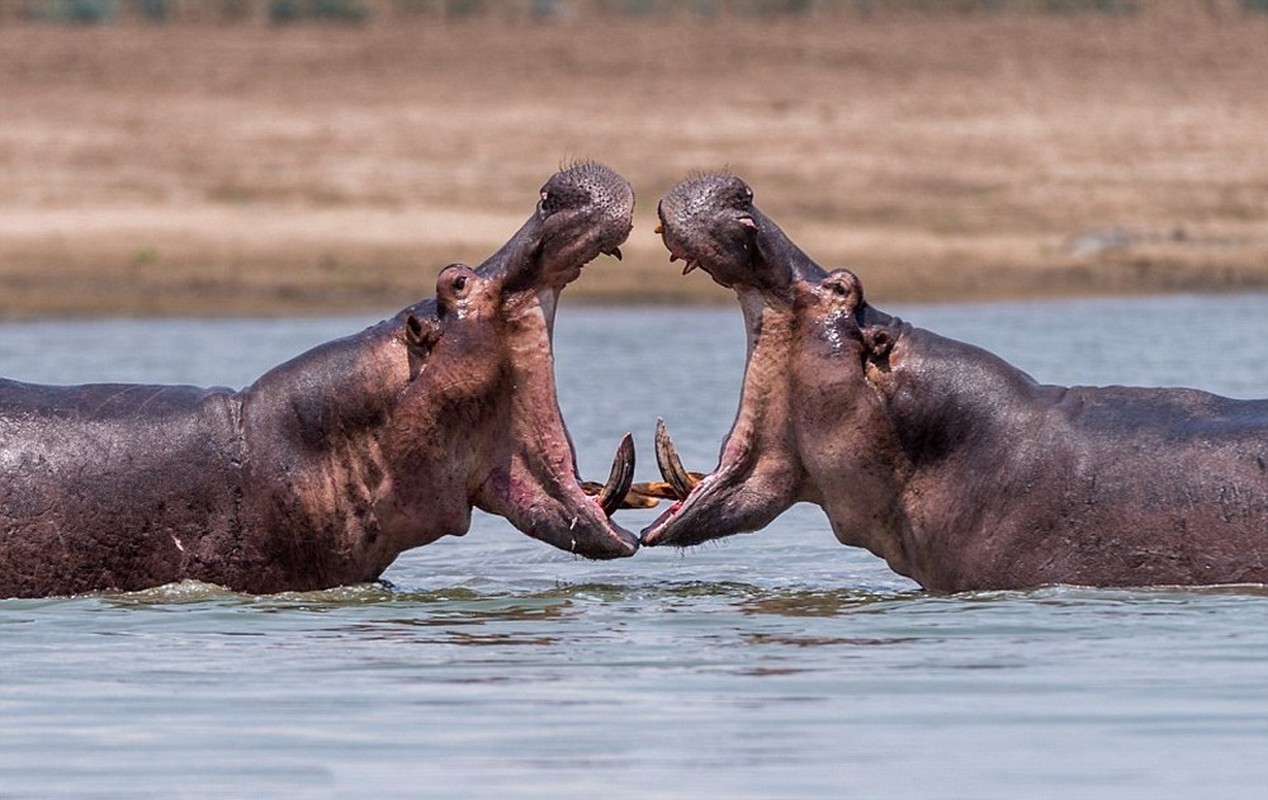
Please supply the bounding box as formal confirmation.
[640,173,1268,591]
[0,163,641,599]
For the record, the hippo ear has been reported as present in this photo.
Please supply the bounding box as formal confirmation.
[823,269,864,314]
[863,325,896,361]
[403,313,440,359]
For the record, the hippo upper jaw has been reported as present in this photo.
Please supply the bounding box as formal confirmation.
[656,173,824,298]
[490,162,635,297]
[536,162,635,288]
[458,163,639,559]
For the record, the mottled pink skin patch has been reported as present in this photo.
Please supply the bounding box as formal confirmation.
[486,468,535,510]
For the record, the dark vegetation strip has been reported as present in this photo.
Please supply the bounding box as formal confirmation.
[7,0,1267,28]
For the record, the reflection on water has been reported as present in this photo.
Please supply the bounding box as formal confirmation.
[5,296,1268,798]
[742,632,919,648]
[739,587,923,617]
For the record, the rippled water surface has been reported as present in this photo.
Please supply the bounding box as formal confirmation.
[4,294,1268,798]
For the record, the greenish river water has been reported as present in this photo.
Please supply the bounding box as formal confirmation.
[4,295,1268,798]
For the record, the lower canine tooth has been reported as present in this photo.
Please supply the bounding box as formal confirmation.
[654,418,701,500]
[597,433,636,517]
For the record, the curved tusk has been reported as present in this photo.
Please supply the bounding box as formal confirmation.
[655,418,701,500]
[597,433,636,517]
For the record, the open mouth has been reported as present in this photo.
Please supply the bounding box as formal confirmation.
[634,227,758,546]
[638,173,828,548]
[637,180,796,547]
[530,256,646,553]
[483,162,646,557]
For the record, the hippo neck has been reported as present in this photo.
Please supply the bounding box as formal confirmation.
[884,326,1041,454]
[231,314,416,586]
[242,315,410,450]
[878,325,1047,585]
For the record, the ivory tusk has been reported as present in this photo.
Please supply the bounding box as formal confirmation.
[654,418,701,500]
[596,433,636,517]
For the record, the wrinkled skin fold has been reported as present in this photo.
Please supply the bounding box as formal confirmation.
[0,163,639,598]
[642,173,1268,592]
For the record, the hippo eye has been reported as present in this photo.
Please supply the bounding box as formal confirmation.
[436,263,476,313]
[833,282,848,297]
[539,190,556,213]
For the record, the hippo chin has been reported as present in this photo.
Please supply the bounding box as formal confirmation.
[641,173,1268,592]
[0,163,640,599]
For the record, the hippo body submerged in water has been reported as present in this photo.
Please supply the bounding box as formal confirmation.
[642,174,1268,592]
[0,164,640,599]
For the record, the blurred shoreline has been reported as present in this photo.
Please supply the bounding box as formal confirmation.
[2,7,1266,318]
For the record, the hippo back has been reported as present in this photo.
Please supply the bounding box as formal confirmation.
[0,378,244,597]
[0,378,232,419]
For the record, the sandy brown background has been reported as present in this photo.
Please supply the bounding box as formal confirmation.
[2,3,1267,317]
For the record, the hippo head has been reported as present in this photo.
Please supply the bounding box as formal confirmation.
[388,163,639,559]
[656,172,826,298]
[641,174,903,551]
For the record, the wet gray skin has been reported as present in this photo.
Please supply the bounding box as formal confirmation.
[0,163,639,599]
[641,173,1268,591]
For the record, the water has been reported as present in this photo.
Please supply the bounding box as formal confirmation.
[4,294,1268,799]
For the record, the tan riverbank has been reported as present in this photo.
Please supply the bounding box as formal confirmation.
[2,9,1267,317]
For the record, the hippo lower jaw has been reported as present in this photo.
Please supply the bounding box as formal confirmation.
[568,433,643,558]
[638,418,770,548]
[477,286,641,560]
[479,435,639,559]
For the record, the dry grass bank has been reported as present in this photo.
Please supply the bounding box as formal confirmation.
[1,11,1267,317]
